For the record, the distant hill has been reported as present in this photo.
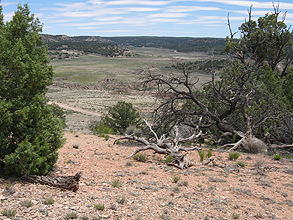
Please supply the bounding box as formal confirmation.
[41,34,226,57]
[105,36,226,54]
[42,34,128,57]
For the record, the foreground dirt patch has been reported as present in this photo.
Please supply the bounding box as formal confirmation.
[1,132,293,220]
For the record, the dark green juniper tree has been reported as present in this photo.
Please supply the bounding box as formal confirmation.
[0,3,65,175]
[101,101,142,134]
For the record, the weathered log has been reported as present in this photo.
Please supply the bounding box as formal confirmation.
[22,172,82,192]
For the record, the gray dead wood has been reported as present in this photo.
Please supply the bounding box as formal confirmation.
[114,119,216,169]
[22,172,82,192]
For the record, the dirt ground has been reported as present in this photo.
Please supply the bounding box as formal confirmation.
[1,131,293,220]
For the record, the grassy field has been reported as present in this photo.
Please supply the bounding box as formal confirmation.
[50,47,220,85]
[47,47,224,132]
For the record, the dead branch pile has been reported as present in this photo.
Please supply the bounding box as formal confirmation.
[114,119,218,169]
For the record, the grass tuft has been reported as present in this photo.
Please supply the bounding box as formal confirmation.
[1,209,16,218]
[274,154,282,160]
[112,179,123,187]
[229,152,240,160]
[172,176,181,183]
[65,212,77,219]
[44,197,55,205]
[94,203,105,211]
[133,152,147,162]
[21,200,33,208]
[237,161,246,167]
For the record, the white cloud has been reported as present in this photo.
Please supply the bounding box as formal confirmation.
[148,12,189,18]
[194,0,293,10]
[90,29,131,33]
[61,11,97,18]
[3,12,14,21]
[55,2,90,10]
[54,19,75,23]
[104,0,172,6]
[0,2,17,7]
[166,6,221,13]
[94,16,123,21]
[123,7,161,12]
[78,26,101,29]
[151,18,183,22]
[87,0,103,5]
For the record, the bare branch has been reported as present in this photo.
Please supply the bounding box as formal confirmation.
[227,13,237,38]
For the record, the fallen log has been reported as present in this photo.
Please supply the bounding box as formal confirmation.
[22,172,82,192]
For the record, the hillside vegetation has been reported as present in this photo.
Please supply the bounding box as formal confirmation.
[42,34,226,58]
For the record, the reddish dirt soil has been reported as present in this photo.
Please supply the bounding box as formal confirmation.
[1,132,293,220]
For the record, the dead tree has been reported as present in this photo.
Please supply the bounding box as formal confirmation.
[22,172,82,192]
[139,7,293,152]
[114,119,216,169]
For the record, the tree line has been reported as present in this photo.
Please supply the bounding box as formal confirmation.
[42,34,228,55]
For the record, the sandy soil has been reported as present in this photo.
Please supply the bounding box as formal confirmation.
[1,132,293,220]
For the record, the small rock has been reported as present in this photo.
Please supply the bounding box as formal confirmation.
[73,143,79,149]
[128,206,138,210]
[0,195,7,200]
[38,208,48,213]
[69,206,79,210]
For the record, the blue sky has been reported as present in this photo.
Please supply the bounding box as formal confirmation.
[1,0,293,38]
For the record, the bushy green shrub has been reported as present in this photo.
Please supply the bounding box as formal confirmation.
[100,101,142,134]
[274,154,282,160]
[0,4,64,176]
[89,121,113,135]
[229,152,240,160]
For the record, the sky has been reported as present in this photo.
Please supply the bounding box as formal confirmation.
[1,0,293,38]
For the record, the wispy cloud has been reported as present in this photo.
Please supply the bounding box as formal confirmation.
[148,13,189,18]
[195,0,293,9]
[1,0,292,37]
[150,18,183,22]
[166,6,221,13]
[1,2,17,7]
[123,7,161,12]
[103,0,172,6]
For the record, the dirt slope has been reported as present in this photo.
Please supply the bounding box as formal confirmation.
[1,132,293,220]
